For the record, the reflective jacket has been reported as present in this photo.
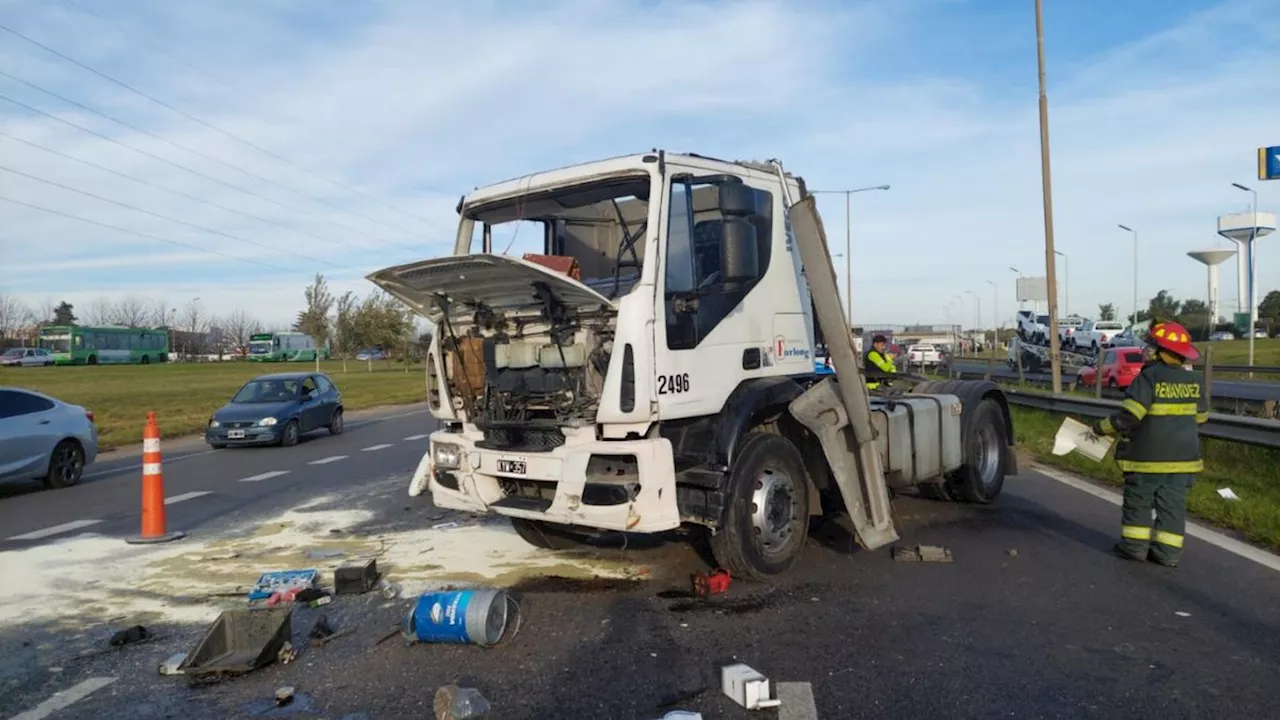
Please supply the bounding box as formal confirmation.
[864,349,896,389]
[1096,358,1209,473]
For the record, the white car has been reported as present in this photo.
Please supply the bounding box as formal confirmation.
[1058,317,1087,348]
[0,387,98,489]
[907,344,941,368]
[0,347,56,367]
[1074,320,1127,353]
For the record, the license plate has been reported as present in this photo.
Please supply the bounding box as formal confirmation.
[228,430,246,439]
[496,457,526,475]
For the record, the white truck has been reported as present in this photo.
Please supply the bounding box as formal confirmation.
[1073,320,1127,353]
[371,151,1017,580]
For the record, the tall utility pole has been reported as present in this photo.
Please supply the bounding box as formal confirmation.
[811,185,891,326]
[1035,0,1063,394]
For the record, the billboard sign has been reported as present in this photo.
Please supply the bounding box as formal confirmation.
[1260,146,1280,181]
[1016,276,1048,303]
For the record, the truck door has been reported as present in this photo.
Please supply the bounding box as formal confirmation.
[654,169,779,419]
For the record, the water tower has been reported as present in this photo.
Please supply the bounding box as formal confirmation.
[1217,211,1277,322]
[1187,248,1236,325]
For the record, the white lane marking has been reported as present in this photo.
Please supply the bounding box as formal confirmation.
[403,434,429,441]
[362,444,393,452]
[239,470,290,483]
[1033,464,1280,573]
[8,519,103,541]
[164,491,212,505]
[9,676,117,720]
[82,448,219,480]
[309,455,348,465]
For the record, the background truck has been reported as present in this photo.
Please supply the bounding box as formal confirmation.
[371,151,1017,580]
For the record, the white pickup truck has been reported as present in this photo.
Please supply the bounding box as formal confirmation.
[907,343,941,368]
[1057,316,1087,348]
[1016,310,1050,344]
[1072,320,1127,353]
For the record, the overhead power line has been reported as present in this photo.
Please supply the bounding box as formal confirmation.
[0,87,417,252]
[0,163,349,270]
[0,21,436,237]
[0,131,394,257]
[0,194,294,273]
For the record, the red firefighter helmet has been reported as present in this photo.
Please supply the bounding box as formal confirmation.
[1147,321,1199,361]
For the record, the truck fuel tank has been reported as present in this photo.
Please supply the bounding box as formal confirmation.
[868,395,964,487]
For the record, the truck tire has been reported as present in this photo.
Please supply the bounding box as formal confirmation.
[510,518,592,551]
[948,397,1008,503]
[710,431,810,581]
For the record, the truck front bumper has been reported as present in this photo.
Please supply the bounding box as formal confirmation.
[411,428,682,534]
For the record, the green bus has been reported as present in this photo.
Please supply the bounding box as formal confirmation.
[38,325,171,365]
[247,331,330,362]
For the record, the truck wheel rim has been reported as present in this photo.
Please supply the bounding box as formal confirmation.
[973,423,1001,489]
[751,467,798,555]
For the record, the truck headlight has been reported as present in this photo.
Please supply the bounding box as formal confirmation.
[258,417,278,427]
[432,442,461,470]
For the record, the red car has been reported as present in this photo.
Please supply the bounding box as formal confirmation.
[1077,347,1146,389]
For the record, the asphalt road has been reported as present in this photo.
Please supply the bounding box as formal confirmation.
[950,359,1280,404]
[2,408,1279,719]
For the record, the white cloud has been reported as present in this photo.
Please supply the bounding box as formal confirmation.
[0,0,1277,330]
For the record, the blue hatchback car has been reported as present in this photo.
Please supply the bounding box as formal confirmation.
[206,372,343,448]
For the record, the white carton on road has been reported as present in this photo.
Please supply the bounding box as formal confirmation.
[722,663,781,710]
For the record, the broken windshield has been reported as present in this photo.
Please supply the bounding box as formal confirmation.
[462,175,651,299]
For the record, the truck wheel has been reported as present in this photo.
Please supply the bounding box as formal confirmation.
[710,432,810,581]
[510,518,592,551]
[948,397,1008,503]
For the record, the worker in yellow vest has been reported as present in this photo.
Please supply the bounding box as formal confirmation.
[864,334,896,390]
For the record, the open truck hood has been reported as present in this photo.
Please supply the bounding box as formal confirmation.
[366,254,616,323]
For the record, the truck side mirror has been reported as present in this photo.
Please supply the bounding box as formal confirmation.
[720,218,759,283]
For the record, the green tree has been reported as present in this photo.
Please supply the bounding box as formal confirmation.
[53,301,77,325]
[1260,290,1280,323]
[295,274,334,372]
[332,291,360,373]
[1098,303,1116,321]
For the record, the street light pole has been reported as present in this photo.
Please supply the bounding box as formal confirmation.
[1009,266,1023,311]
[1118,224,1138,328]
[1232,182,1260,368]
[811,185,891,327]
[1035,0,1063,394]
[987,279,998,357]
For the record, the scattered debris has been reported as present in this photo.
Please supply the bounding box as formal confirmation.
[379,578,402,600]
[407,589,522,647]
[1218,488,1240,501]
[1175,611,1191,617]
[275,686,295,707]
[434,684,491,719]
[722,663,781,710]
[307,615,355,648]
[374,627,403,646]
[1007,549,1019,558]
[892,544,953,563]
[656,713,703,720]
[198,551,241,561]
[108,625,149,647]
[432,521,462,530]
[336,559,380,595]
[691,570,731,599]
[278,641,297,665]
[179,606,294,680]
[777,681,819,720]
[158,653,187,676]
[307,549,346,560]
[249,570,318,601]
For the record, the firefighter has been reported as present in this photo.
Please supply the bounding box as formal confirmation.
[864,334,896,389]
[1088,320,1208,567]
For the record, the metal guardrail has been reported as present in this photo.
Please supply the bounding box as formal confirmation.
[1002,389,1280,450]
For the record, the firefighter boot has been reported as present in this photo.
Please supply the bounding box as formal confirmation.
[1116,473,1157,561]
[1147,474,1190,567]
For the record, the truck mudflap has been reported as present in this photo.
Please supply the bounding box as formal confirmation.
[789,378,899,550]
[783,188,898,550]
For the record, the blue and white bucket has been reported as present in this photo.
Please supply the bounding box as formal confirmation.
[405,588,520,647]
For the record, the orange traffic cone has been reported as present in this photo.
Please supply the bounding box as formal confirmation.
[126,412,185,545]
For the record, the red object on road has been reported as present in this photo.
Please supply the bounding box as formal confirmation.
[692,569,732,598]
[1079,347,1146,389]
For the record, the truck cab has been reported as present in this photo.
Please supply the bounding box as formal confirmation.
[370,151,1016,580]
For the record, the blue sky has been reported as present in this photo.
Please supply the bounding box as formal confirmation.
[1,0,1277,328]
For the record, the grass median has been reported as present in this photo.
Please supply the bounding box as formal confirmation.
[1010,405,1280,551]
[1,360,427,450]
